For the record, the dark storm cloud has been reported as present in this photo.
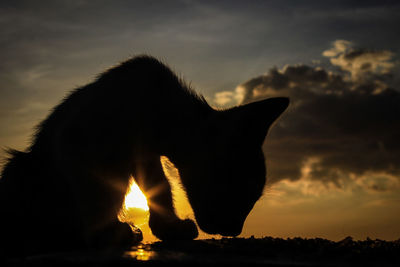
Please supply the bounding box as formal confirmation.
[235,41,400,189]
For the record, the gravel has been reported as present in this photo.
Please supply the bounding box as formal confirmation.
[3,236,400,266]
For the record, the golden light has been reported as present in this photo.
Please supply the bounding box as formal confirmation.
[124,179,149,211]
[124,244,154,260]
[120,158,212,242]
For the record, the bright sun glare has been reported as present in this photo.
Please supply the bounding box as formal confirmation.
[124,179,149,211]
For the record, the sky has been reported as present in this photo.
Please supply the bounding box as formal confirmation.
[1,0,400,242]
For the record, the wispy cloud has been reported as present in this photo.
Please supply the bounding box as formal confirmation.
[323,40,396,85]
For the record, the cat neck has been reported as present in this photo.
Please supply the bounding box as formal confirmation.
[158,101,216,160]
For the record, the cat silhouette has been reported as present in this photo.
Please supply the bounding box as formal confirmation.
[0,56,288,256]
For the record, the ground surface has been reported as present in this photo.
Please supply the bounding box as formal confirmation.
[4,236,400,266]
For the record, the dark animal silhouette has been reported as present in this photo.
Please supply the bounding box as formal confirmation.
[0,56,288,257]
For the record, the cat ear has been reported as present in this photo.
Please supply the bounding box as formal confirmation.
[231,97,289,145]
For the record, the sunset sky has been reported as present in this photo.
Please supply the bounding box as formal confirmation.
[1,1,399,242]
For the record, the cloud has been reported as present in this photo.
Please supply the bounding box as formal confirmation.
[214,91,235,106]
[323,40,396,85]
[322,40,352,58]
[219,40,400,192]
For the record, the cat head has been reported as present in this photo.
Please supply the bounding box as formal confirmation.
[177,97,289,236]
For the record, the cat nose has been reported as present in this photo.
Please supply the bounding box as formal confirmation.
[201,225,219,235]
[197,217,242,236]
[218,223,243,237]
[219,227,241,237]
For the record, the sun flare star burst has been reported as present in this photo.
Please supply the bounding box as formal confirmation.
[124,180,149,211]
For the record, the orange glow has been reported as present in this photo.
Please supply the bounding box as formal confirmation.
[124,244,154,260]
[124,179,149,211]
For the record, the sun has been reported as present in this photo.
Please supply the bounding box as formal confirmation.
[124,179,149,211]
